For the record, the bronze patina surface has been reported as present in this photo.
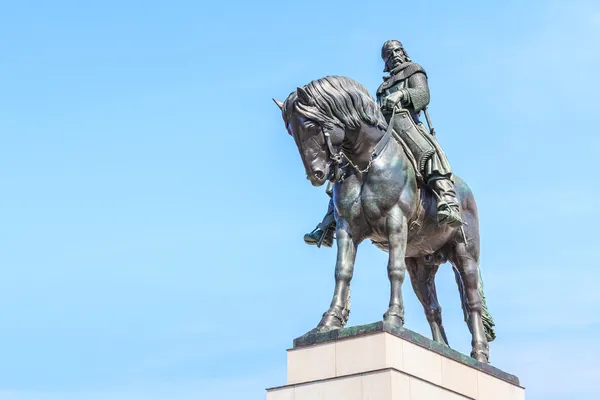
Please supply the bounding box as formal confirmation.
[274,40,496,363]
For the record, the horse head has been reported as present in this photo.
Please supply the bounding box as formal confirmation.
[274,76,386,186]
[274,87,345,186]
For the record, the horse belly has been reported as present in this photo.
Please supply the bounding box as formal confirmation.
[406,229,454,257]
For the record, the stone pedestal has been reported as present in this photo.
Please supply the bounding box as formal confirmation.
[266,322,524,400]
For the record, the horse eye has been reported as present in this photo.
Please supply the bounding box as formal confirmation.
[304,122,319,131]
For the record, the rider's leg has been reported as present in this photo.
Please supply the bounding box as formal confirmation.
[304,198,336,247]
[304,182,336,247]
[428,175,463,227]
[425,150,463,227]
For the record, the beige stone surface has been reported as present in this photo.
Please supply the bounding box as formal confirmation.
[408,377,443,400]
[294,375,362,400]
[514,387,525,400]
[288,332,409,383]
[269,367,525,400]
[287,342,336,384]
[280,331,524,400]
[266,387,295,400]
[478,371,524,400]
[335,333,387,377]
[441,389,471,400]
[384,333,404,370]
[441,357,478,399]
[402,341,443,386]
[267,370,476,400]
[361,370,392,400]
[390,369,411,399]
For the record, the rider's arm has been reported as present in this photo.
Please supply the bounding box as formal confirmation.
[400,72,430,113]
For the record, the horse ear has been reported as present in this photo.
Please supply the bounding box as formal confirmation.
[296,86,311,105]
[272,98,284,110]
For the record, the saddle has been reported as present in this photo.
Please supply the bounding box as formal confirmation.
[391,131,425,188]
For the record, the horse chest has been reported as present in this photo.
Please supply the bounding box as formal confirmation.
[334,178,365,221]
[336,193,362,219]
[360,192,389,221]
[361,173,407,219]
[338,184,396,224]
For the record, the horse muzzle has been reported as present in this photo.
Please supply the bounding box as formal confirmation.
[307,168,328,187]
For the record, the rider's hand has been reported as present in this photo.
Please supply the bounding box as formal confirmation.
[384,91,405,110]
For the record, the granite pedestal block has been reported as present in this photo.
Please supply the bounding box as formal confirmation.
[266,322,524,400]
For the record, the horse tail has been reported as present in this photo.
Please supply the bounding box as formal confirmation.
[452,266,470,332]
[478,268,496,342]
[341,286,351,327]
[453,266,496,343]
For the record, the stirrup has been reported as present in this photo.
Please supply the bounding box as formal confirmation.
[304,226,323,246]
[437,202,463,227]
[319,227,335,248]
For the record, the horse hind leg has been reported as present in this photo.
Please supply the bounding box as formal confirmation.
[406,257,449,345]
[448,241,490,363]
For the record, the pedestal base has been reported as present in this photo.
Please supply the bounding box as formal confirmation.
[266,322,524,400]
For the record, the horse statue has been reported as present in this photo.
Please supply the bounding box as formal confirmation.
[274,75,495,363]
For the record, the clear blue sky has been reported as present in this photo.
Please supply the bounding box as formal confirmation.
[1,1,598,399]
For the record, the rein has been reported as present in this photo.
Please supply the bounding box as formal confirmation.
[322,108,396,182]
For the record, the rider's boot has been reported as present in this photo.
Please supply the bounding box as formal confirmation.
[304,199,336,247]
[429,176,463,227]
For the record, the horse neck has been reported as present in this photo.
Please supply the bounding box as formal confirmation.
[343,125,387,168]
[343,124,407,170]
[343,124,411,178]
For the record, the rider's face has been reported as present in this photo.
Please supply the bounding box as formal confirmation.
[384,44,405,70]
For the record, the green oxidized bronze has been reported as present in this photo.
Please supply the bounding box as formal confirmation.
[304,40,463,248]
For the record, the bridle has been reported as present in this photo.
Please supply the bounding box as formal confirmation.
[320,128,346,182]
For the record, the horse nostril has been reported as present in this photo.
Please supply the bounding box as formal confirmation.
[314,171,324,180]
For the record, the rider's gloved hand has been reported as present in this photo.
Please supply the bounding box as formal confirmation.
[382,90,406,111]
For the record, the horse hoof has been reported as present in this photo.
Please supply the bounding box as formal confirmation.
[471,351,489,364]
[383,314,404,328]
[318,310,345,330]
[470,341,490,363]
[383,307,405,328]
[316,325,339,334]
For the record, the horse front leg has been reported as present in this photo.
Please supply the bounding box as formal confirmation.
[317,217,356,332]
[383,206,408,328]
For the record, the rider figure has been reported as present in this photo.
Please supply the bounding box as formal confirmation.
[304,40,463,247]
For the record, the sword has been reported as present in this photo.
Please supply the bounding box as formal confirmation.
[423,107,436,136]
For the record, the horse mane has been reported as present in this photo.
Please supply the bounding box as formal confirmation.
[282,76,387,131]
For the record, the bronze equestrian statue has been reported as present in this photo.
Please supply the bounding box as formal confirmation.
[304,40,463,248]
[273,40,495,363]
